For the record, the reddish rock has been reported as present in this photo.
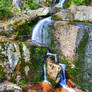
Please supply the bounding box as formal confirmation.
[75,88,86,92]
[23,82,55,92]
[23,82,85,92]
[56,88,70,92]
[67,79,76,88]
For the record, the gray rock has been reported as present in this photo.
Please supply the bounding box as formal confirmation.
[26,7,52,16]
[53,21,85,61]
[53,5,92,23]
[0,82,22,92]
[83,30,92,91]
[22,44,30,63]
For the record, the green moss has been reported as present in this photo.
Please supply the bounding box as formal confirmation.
[74,31,88,88]
[0,7,13,21]
[0,55,6,80]
[71,0,91,5]
[63,0,71,8]
[0,65,5,77]
[14,22,32,41]
[52,15,62,21]
[19,42,47,83]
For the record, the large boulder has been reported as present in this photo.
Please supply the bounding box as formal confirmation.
[23,81,84,92]
[53,21,85,61]
[53,5,92,23]
[0,81,22,92]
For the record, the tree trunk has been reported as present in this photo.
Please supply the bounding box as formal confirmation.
[13,0,22,9]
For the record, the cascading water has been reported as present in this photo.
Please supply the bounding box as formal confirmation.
[59,64,67,87]
[56,0,65,8]
[59,64,76,92]
[32,16,53,47]
[44,58,48,82]
[31,0,68,87]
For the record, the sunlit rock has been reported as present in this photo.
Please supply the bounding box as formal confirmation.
[46,57,62,84]
[53,21,85,61]
[53,5,92,23]
[0,81,22,92]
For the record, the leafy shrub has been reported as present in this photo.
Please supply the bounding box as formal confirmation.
[0,7,13,20]
[23,0,39,9]
[0,0,11,8]
[72,0,91,5]
[0,0,13,20]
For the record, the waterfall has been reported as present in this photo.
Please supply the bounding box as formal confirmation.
[59,64,76,92]
[59,64,67,87]
[32,16,54,46]
[31,0,65,86]
[44,61,48,82]
[56,0,65,8]
[44,56,51,84]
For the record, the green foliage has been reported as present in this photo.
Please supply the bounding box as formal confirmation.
[14,22,32,41]
[0,0,13,20]
[23,0,39,9]
[0,7,13,20]
[71,0,91,5]
[0,0,11,8]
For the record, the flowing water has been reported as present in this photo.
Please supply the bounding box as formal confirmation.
[55,0,65,7]
[59,64,76,92]
[32,16,54,47]
[44,60,48,82]
[59,64,66,87]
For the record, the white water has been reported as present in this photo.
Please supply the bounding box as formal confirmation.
[32,16,53,46]
[44,63,48,82]
[59,64,76,92]
[44,57,51,84]
[56,0,65,8]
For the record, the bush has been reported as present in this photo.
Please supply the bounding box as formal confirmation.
[23,0,39,9]
[0,7,13,20]
[0,0,13,20]
[0,0,11,8]
[72,0,91,5]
